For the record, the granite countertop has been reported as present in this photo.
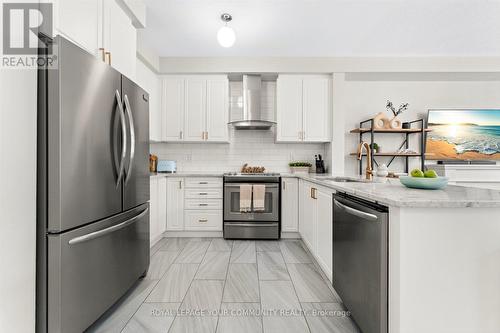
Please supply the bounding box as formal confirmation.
[150,171,500,208]
[294,174,500,208]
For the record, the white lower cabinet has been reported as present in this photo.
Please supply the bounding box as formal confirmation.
[166,178,185,231]
[282,177,299,232]
[165,177,223,232]
[299,179,333,280]
[183,177,223,231]
[299,180,317,252]
[150,177,167,246]
[316,187,333,277]
[185,211,223,231]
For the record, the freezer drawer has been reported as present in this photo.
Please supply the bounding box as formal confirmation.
[47,204,150,333]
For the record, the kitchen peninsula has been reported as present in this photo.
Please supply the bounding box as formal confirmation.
[307,175,500,333]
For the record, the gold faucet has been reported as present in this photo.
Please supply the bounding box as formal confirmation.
[357,142,373,180]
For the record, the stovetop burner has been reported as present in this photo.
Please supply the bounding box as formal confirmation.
[223,172,281,183]
[224,172,281,176]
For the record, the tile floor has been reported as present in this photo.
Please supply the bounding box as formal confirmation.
[86,238,360,333]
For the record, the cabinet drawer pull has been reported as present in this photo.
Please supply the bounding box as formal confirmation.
[198,219,208,223]
[199,203,208,206]
[179,180,182,189]
[199,192,208,195]
[199,182,208,184]
[99,48,105,62]
[105,52,111,65]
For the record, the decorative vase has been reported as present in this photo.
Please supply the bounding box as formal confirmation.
[390,116,402,129]
[373,112,390,129]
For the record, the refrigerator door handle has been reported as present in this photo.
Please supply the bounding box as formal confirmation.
[123,94,135,186]
[115,90,127,188]
[68,207,148,245]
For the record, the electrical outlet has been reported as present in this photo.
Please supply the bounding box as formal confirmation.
[289,152,294,161]
[185,154,192,161]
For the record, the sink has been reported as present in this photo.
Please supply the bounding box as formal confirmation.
[327,177,367,183]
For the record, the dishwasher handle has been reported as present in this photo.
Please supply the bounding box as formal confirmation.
[334,199,378,221]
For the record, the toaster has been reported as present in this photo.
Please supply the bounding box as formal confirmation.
[157,160,176,173]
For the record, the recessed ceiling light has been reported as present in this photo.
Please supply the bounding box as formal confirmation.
[217,13,236,48]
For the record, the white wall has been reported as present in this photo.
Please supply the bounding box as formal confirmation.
[151,128,327,173]
[0,69,37,333]
[135,57,161,140]
[333,73,500,175]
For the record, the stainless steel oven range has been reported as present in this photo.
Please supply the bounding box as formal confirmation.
[223,173,281,239]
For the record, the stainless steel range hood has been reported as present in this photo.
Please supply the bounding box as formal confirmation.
[229,74,276,130]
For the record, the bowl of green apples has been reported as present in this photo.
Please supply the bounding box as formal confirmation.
[399,169,449,190]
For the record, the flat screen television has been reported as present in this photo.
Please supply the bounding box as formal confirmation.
[426,109,500,161]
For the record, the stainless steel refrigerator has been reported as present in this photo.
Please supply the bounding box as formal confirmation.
[36,36,150,333]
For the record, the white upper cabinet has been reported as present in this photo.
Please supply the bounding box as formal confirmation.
[206,79,229,142]
[303,77,332,142]
[161,75,229,143]
[53,0,101,55]
[184,78,207,141]
[277,76,303,141]
[277,75,332,142]
[103,0,137,79]
[52,0,137,79]
[162,77,185,142]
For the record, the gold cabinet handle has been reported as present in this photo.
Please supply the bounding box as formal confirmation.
[99,48,105,62]
[104,52,111,65]
[178,180,182,189]
[198,219,208,223]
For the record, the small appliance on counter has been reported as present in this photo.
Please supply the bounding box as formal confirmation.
[157,160,177,173]
[315,154,326,173]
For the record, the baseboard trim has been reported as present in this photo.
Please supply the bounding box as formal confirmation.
[163,231,223,238]
[281,232,301,239]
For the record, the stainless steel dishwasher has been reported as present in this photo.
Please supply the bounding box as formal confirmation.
[333,193,388,333]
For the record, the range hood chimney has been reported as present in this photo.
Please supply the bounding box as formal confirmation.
[229,74,276,130]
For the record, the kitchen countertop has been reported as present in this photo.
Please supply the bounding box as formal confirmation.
[292,174,500,208]
[150,172,500,208]
[150,172,224,178]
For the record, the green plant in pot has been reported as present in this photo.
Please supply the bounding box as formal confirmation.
[372,143,381,153]
[289,161,312,174]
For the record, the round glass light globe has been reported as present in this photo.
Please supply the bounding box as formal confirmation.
[217,26,236,47]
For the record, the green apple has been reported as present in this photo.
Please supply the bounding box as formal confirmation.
[410,169,425,178]
[424,169,438,178]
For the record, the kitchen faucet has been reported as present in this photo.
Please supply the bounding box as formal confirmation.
[357,142,373,180]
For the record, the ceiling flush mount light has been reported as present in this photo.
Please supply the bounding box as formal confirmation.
[217,13,236,48]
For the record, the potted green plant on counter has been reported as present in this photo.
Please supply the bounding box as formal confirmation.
[289,161,312,175]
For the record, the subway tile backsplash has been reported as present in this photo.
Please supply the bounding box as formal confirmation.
[150,128,327,173]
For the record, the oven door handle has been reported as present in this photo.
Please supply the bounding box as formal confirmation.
[225,223,278,227]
